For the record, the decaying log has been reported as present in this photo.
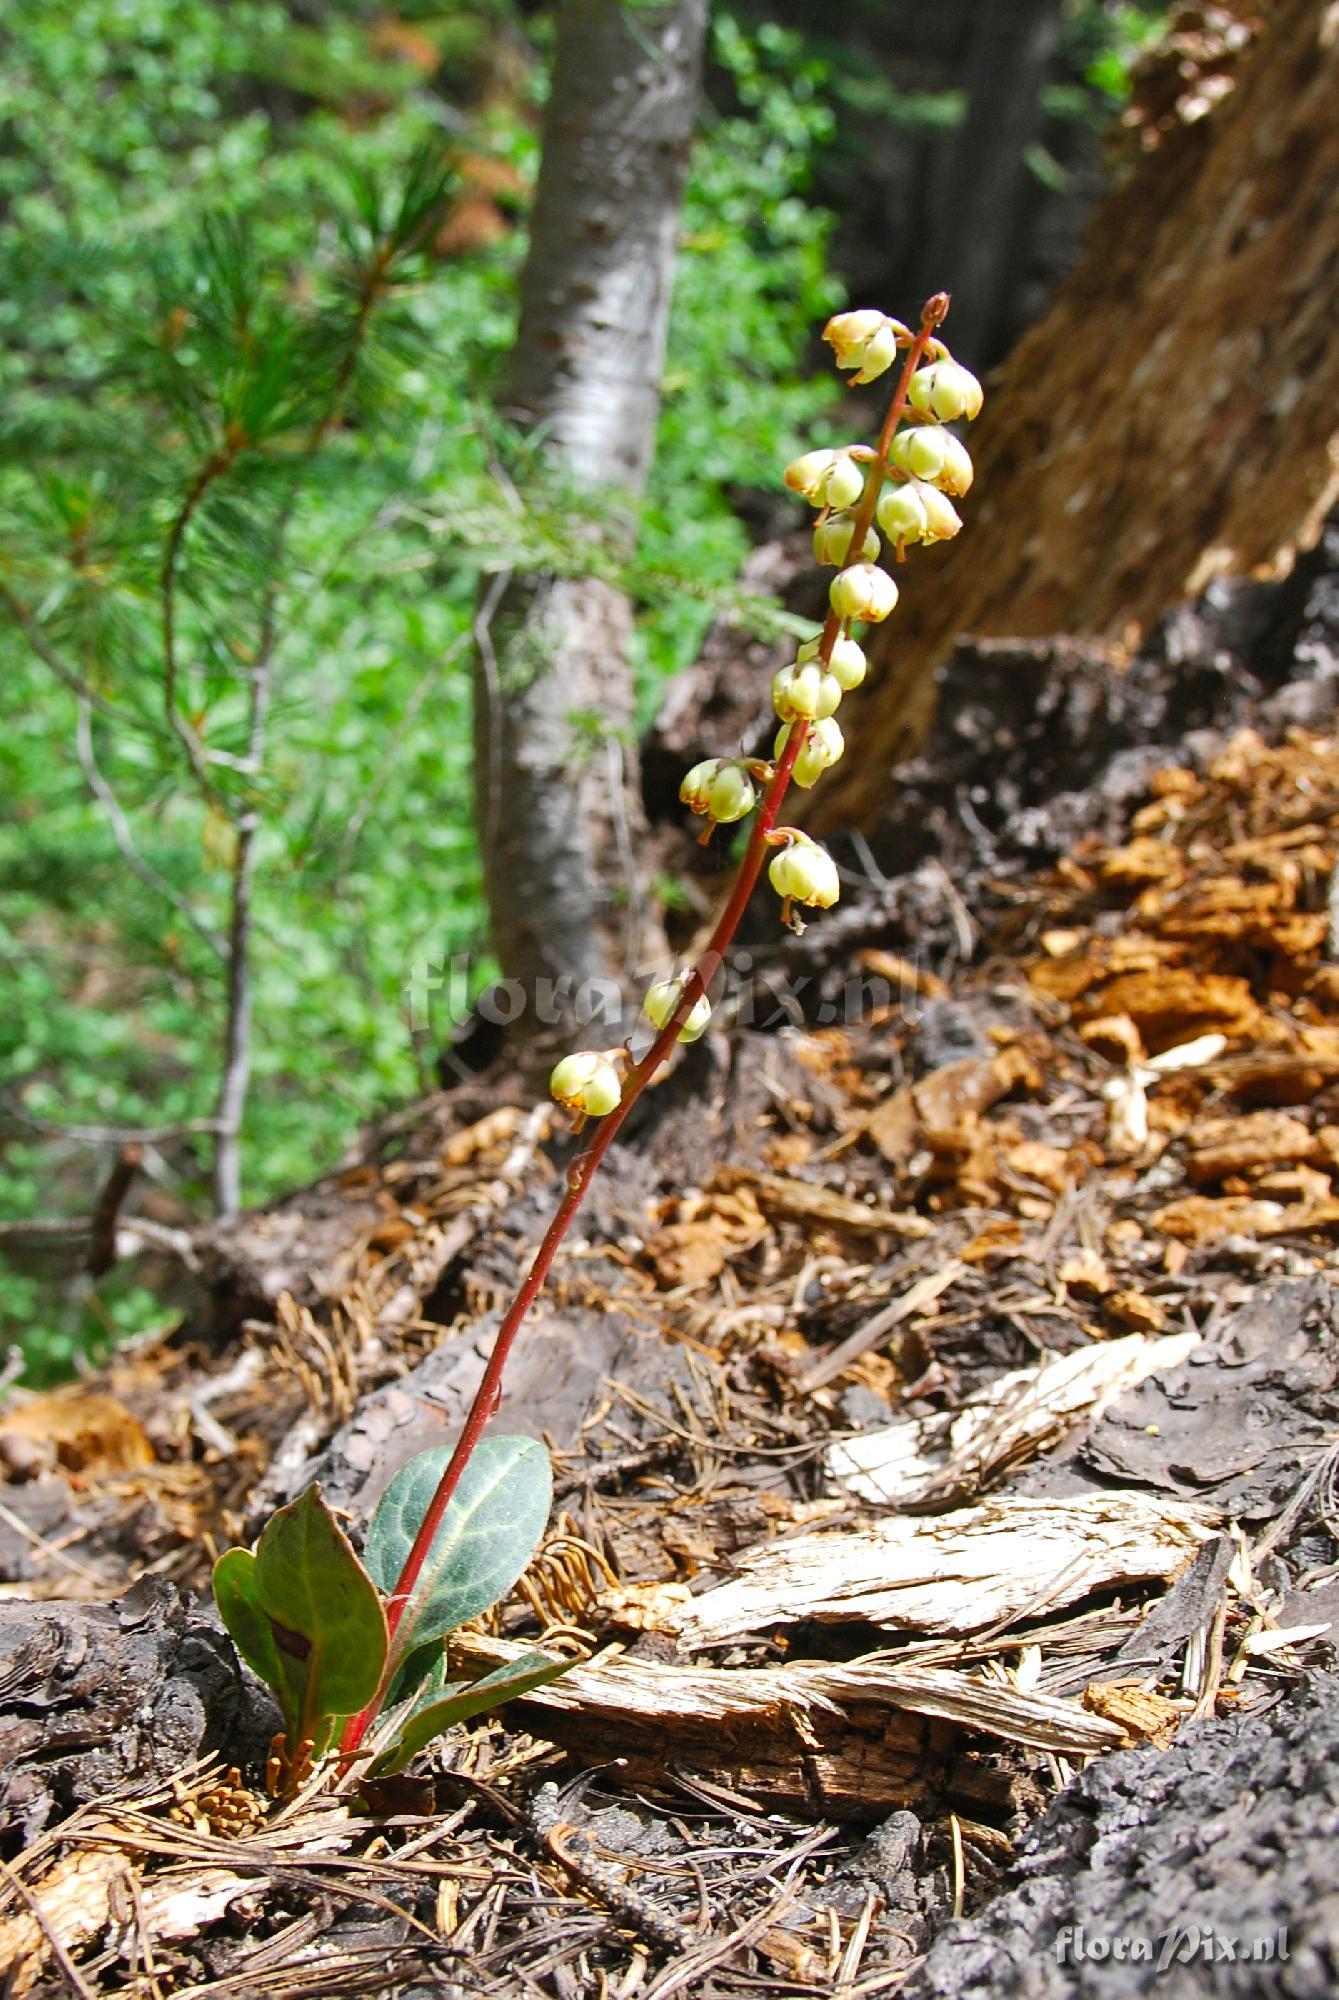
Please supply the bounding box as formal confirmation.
[898,1669,1339,1999]
[816,0,1339,832]
[0,1584,253,1846]
[456,1634,1127,1823]
[450,1489,1215,1819]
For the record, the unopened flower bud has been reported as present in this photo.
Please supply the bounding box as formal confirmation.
[828,634,867,690]
[935,433,974,496]
[769,837,840,918]
[783,449,838,505]
[907,359,984,423]
[821,453,865,510]
[550,1051,622,1119]
[776,716,844,788]
[772,660,842,721]
[643,976,711,1044]
[889,426,948,482]
[813,514,880,568]
[877,479,962,548]
[829,563,899,624]
[823,310,900,385]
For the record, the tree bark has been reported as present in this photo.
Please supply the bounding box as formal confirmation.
[815,0,1339,835]
[914,0,1065,369]
[473,0,707,1046]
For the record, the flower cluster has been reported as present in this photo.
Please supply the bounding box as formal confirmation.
[759,309,980,933]
[551,301,982,1122]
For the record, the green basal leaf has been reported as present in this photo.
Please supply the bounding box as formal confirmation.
[213,1546,301,1740]
[370,1650,571,1777]
[385,1637,448,1711]
[364,1435,552,1654]
[252,1485,388,1727]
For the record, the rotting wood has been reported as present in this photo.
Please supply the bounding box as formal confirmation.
[661,1492,1215,1649]
[711,1165,932,1238]
[455,1633,1127,1823]
[826,1330,1200,1507]
[815,0,1339,830]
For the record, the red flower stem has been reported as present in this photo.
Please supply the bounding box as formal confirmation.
[339,298,947,1764]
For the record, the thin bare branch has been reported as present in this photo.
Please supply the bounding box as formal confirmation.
[0,1095,222,1145]
[74,698,228,957]
[210,808,258,1217]
[209,242,406,1216]
[0,578,147,733]
[88,1143,143,1276]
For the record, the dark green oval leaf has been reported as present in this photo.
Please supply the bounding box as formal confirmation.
[385,1637,447,1712]
[364,1435,551,1653]
[213,1547,301,1739]
[254,1485,388,1722]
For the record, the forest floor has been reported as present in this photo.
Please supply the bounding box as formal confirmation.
[3,544,1339,1997]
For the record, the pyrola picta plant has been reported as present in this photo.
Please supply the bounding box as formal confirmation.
[214,294,983,1790]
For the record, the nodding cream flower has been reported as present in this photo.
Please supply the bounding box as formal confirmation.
[935,432,974,496]
[907,358,983,422]
[769,834,840,928]
[772,660,843,722]
[550,1051,622,1119]
[823,309,905,385]
[783,448,838,504]
[821,453,866,510]
[643,975,711,1044]
[829,563,898,623]
[784,448,867,510]
[813,514,880,568]
[776,716,844,789]
[795,632,867,690]
[889,425,949,482]
[877,479,962,550]
[679,758,756,826]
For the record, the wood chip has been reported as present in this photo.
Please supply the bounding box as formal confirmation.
[827,1333,1199,1508]
[1186,1109,1318,1184]
[1081,1680,1183,1747]
[710,1166,930,1238]
[668,1491,1216,1648]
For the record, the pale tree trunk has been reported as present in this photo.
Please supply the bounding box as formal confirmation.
[472,0,707,1048]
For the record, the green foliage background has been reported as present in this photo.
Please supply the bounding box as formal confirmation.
[0,0,1159,1375]
[0,0,843,1374]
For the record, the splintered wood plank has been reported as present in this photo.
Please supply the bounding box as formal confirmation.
[454,1635,1127,1822]
[665,1492,1215,1648]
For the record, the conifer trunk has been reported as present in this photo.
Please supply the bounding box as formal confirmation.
[472,0,707,1045]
